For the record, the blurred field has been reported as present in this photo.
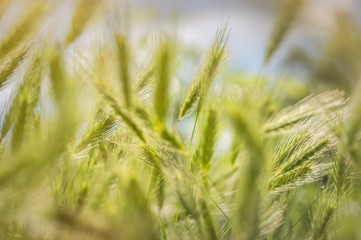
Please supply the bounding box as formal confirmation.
[0,0,361,239]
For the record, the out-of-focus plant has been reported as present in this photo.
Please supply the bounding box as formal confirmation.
[287,11,361,92]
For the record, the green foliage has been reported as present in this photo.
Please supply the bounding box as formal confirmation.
[0,1,361,240]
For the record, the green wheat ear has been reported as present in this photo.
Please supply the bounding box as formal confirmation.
[9,55,44,150]
[66,0,102,46]
[0,0,11,21]
[0,46,30,89]
[178,24,229,120]
[0,50,43,141]
[153,38,175,125]
[95,82,147,143]
[73,107,116,155]
[116,34,132,109]
[0,2,47,62]
[198,107,218,173]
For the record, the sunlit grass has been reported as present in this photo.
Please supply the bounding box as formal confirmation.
[0,0,361,239]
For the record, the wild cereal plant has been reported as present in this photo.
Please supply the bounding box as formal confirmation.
[0,0,361,239]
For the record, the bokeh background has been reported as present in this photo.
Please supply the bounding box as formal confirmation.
[2,0,361,138]
[1,0,361,86]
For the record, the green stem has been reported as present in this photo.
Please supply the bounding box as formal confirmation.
[175,119,181,131]
[189,113,199,150]
[172,207,180,240]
